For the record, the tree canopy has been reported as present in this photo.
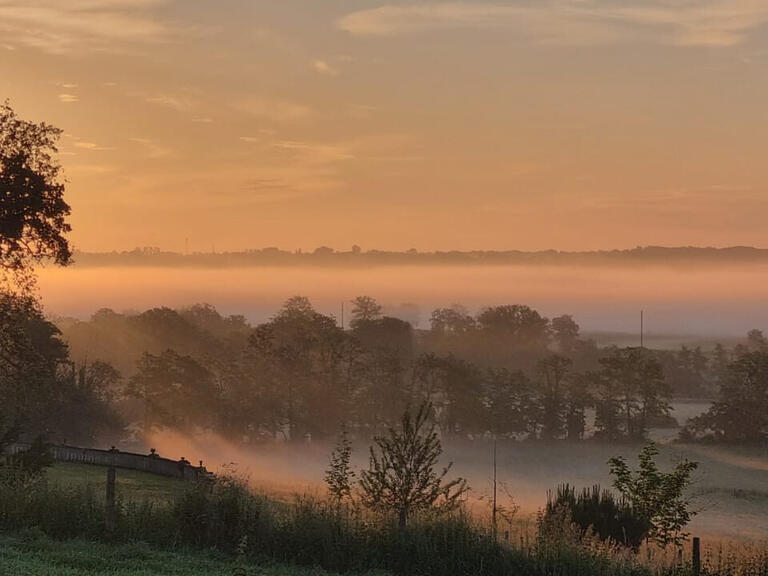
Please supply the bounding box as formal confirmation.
[1,102,71,283]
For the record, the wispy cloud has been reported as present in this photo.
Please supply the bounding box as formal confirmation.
[338,1,768,47]
[312,59,339,76]
[145,93,195,112]
[0,0,178,54]
[271,140,355,164]
[58,93,79,103]
[129,137,172,158]
[574,184,757,211]
[73,141,115,151]
[233,98,313,122]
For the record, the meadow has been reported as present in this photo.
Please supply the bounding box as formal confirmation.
[3,454,768,576]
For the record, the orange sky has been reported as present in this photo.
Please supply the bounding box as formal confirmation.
[2,0,768,252]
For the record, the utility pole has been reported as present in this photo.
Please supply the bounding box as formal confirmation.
[492,437,498,542]
[341,301,344,330]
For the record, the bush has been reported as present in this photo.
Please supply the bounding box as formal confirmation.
[544,484,651,549]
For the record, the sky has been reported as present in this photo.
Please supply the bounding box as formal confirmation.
[2,0,768,252]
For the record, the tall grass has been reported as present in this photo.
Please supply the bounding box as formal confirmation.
[1,468,766,576]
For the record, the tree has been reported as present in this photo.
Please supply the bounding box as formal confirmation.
[747,329,768,352]
[359,403,468,529]
[353,316,414,429]
[249,296,346,440]
[412,354,485,437]
[127,350,220,431]
[476,304,550,345]
[1,102,71,283]
[551,315,580,355]
[484,368,533,438]
[608,443,698,547]
[349,296,383,328]
[0,104,76,441]
[0,292,69,437]
[593,347,670,442]
[564,373,591,441]
[536,355,572,440]
[429,305,477,335]
[325,425,355,504]
[475,304,551,370]
[687,350,768,443]
[54,360,124,445]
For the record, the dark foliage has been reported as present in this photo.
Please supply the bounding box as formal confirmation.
[545,484,650,549]
[0,101,71,276]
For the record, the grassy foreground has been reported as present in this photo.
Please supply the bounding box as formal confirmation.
[0,532,387,576]
[6,462,768,576]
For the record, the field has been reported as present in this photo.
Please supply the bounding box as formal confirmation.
[3,456,768,575]
[46,463,187,503]
[443,439,768,540]
[2,464,385,575]
[137,426,768,541]
[0,533,385,576]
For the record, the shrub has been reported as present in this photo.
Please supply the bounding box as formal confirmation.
[544,484,651,549]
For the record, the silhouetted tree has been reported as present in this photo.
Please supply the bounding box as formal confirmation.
[536,355,572,440]
[1,101,71,282]
[609,442,698,546]
[413,353,484,436]
[249,297,346,439]
[564,373,592,441]
[747,329,768,352]
[349,295,383,328]
[325,425,355,505]
[127,350,219,431]
[429,305,477,335]
[353,316,414,430]
[484,368,533,438]
[687,350,768,443]
[476,304,550,370]
[0,292,69,437]
[593,347,670,442]
[551,315,580,355]
[359,403,468,529]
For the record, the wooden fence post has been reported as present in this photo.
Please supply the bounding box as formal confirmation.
[692,536,701,576]
[105,465,116,536]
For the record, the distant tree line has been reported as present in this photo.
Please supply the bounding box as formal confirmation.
[40,295,768,447]
[70,245,768,269]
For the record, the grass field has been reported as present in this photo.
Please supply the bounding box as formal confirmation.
[46,463,186,503]
[5,459,768,575]
[0,533,388,576]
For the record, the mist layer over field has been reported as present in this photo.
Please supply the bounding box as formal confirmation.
[143,420,768,541]
[37,263,768,336]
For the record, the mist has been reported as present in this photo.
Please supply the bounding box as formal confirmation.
[38,263,768,336]
[141,423,768,540]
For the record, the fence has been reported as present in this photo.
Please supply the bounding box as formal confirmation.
[5,442,211,482]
